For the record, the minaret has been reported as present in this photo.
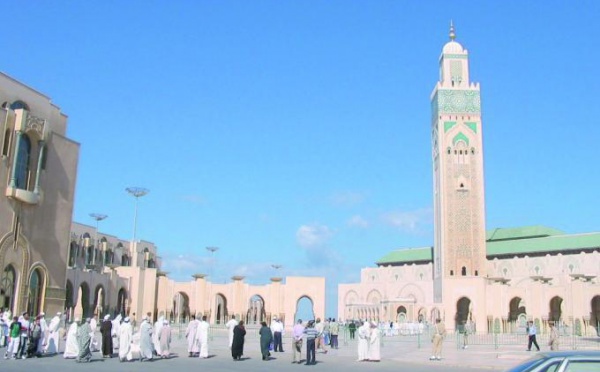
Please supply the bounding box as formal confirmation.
[431,23,487,304]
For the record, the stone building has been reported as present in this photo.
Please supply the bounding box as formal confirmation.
[0,72,79,316]
[338,26,600,335]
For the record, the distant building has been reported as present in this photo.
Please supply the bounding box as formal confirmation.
[0,72,79,316]
[338,25,600,335]
[67,221,325,328]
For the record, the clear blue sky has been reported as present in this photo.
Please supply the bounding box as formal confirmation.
[4,1,599,317]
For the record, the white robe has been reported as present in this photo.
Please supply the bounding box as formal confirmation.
[37,317,48,353]
[153,317,164,354]
[46,316,61,354]
[357,323,370,361]
[186,319,199,353]
[90,318,99,351]
[226,319,238,348]
[195,320,209,358]
[118,322,133,360]
[63,322,79,358]
[368,327,381,361]
[112,315,122,349]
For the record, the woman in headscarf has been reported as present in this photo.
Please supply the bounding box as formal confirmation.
[63,318,80,359]
[231,320,246,360]
[158,319,171,359]
[118,317,133,362]
[100,314,113,358]
[259,321,273,361]
[76,319,92,363]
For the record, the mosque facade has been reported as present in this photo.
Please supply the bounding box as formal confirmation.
[337,27,600,336]
[0,72,325,328]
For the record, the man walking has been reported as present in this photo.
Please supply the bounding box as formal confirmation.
[303,320,318,365]
[526,321,540,351]
[292,319,304,363]
[430,318,446,361]
[271,316,284,352]
[329,318,339,349]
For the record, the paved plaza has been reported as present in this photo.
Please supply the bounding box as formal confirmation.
[0,327,558,372]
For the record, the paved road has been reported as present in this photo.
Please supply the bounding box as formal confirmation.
[0,327,536,372]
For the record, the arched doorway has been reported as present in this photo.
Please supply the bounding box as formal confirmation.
[417,307,427,323]
[215,293,228,324]
[93,285,105,317]
[27,268,45,316]
[591,296,600,336]
[65,280,74,321]
[172,292,190,323]
[0,265,17,312]
[246,295,266,324]
[397,306,407,323]
[78,282,90,319]
[549,296,563,322]
[116,288,128,316]
[509,297,526,321]
[455,297,471,330]
[294,296,315,322]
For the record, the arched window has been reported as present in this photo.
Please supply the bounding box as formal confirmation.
[15,133,31,189]
[1,265,16,311]
[10,101,29,111]
[450,270,454,276]
[461,266,467,276]
[28,268,44,316]
[68,241,78,268]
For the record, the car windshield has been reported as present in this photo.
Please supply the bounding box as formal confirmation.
[505,355,548,372]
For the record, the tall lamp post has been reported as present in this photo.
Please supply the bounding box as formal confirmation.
[206,246,219,280]
[126,187,149,245]
[89,213,108,268]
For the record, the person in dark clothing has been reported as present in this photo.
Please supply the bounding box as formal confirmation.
[100,315,113,358]
[348,321,357,340]
[231,320,246,360]
[27,317,42,358]
[259,321,273,361]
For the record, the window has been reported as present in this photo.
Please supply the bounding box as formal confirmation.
[27,268,44,316]
[15,134,31,189]
[564,360,600,371]
[474,270,479,276]
[461,266,467,276]
[450,270,454,276]
[2,129,11,157]
[1,265,16,311]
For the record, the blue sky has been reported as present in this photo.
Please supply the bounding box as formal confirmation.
[4,1,599,317]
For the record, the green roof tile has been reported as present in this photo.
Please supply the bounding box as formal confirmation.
[487,232,600,257]
[376,247,432,265]
[486,225,564,241]
[376,226,600,265]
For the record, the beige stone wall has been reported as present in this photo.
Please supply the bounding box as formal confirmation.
[0,73,78,316]
[155,275,325,329]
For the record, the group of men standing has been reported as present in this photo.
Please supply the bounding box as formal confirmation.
[356,320,381,362]
[1,310,62,360]
[184,315,211,358]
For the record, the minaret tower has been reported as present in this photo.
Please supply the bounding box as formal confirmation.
[431,23,487,313]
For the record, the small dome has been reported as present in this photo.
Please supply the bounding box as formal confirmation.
[443,40,464,53]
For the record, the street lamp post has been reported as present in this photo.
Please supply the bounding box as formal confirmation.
[206,247,219,279]
[89,213,108,268]
[126,187,149,246]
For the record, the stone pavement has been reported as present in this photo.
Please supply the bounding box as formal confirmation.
[0,328,542,372]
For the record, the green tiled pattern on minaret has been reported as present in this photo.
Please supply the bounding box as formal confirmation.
[435,89,481,114]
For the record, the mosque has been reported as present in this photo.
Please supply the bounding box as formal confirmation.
[0,73,324,329]
[337,25,600,336]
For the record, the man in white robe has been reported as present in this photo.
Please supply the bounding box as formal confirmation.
[195,315,210,358]
[112,315,122,350]
[45,312,61,354]
[153,316,164,356]
[118,317,133,362]
[225,315,238,349]
[185,315,199,357]
[357,321,370,361]
[63,318,80,359]
[89,315,99,351]
[367,322,381,361]
[37,313,47,354]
